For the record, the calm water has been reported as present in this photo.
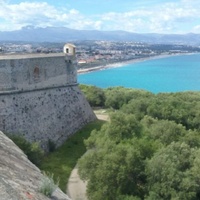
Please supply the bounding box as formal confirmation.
[78,54,200,93]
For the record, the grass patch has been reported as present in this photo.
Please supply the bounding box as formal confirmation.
[40,120,105,192]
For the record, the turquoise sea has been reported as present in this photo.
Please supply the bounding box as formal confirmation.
[78,54,200,93]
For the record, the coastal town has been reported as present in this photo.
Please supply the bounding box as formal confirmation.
[1,40,200,72]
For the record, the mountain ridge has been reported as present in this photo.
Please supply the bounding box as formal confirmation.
[0,26,200,45]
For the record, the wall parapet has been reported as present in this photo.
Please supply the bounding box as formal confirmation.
[0,53,77,92]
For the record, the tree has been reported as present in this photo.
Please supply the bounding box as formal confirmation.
[79,84,105,107]
[104,87,152,109]
[78,112,156,200]
[141,118,187,146]
[77,87,200,199]
[146,142,198,200]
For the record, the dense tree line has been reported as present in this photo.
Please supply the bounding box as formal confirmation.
[78,85,200,199]
[79,85,200,130]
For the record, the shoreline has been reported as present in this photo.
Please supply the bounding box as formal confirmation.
[77,53,196,74]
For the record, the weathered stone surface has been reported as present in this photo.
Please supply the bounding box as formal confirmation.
[0,131,71,200]
[0,85,96,149]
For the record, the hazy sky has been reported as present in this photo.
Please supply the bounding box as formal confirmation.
[0,0,200,33]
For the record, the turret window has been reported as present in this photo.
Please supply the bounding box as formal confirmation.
[33,66,40,81]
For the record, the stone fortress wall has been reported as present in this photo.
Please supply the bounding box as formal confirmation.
[0,44,96,149]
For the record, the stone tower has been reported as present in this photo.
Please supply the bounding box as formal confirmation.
[0,44,96,149]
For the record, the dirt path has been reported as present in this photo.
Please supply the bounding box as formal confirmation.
[93,109,110,121]
[67,166,87,200]
[66,110,109,200]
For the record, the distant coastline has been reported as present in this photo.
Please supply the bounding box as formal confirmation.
[78,53,200,93]
[77,53,195,74]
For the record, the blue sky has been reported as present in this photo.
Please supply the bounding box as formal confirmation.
[0,0,200,33]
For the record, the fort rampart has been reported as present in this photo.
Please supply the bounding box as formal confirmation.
[0,50,96,149]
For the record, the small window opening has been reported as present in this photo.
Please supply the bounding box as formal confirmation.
[34,67,40,80]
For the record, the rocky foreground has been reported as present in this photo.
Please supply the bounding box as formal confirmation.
[0,131,70,200]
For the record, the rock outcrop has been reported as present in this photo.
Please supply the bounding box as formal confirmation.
[0,131,70,200]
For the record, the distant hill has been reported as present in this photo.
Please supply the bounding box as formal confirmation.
[0,26,200,45]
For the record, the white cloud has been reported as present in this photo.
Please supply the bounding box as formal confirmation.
[0,0,200,33]
[0,1,100,31]
[98,1,200,33]
[0,1,59,30]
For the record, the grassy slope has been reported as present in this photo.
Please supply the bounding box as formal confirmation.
[40,120,105,192]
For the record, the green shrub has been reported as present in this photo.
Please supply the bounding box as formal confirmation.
[39,172,59,197]
[79,84,105,107]
[8,135,44,166]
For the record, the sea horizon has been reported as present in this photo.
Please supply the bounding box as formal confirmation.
[78,53,200,93]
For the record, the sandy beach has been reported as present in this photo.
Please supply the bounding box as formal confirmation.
[77,53,195,74]
[77,53,174,74]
